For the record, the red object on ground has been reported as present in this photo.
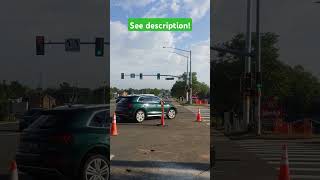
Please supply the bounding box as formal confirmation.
[278,144,290,180]
[196,108,202,122]
[9,160,18,180]
[160,101,165,126]
[111,112,118,136]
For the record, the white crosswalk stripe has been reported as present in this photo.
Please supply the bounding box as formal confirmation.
[236,139,320,180]
[184,106,210,122]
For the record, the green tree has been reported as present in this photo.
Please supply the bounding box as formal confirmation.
[171,72,209,99]
[212,32,320,116]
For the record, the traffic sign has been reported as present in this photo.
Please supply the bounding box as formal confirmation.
[65,39,80,52]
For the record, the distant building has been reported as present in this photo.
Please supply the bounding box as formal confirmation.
[121,91,128,96]
[28,94,56,109]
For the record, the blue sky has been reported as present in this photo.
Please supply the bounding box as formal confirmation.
[110,0,210,89]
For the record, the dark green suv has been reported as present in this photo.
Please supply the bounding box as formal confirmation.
[115,95,177,123]
[16,104,110,180]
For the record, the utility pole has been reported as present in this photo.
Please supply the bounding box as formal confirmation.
[255,0,262,135]
[189,50,192,105]
[243,0,252,130]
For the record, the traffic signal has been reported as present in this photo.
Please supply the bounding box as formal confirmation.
[140,73,143,79]
[130,73,135,78]
[95,37,104,57]
[121,73,124,79]
[36,36,45,55]
[157,73,160,80]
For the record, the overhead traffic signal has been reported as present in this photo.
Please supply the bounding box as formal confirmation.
[121,73,124,79]
[157,73,160,80]
[95,37,104,57]
[140,73,143,79]
[36,36,45,55]
[130,73,135,78]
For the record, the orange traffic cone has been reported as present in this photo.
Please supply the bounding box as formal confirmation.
[9,160,18,180]
[196,108,202,122]
[111,112,118,136]
[278,144,290,180]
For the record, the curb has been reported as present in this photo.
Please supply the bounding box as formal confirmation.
[228,135,318,140]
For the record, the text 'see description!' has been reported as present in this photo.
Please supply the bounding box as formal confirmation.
[128,18,192,31]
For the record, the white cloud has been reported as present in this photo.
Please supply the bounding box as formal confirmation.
[110,20,209,89]
[187,39,210,86]
[143,0,170,18]
[113,0,155,10]
[183,0,210,22]
[171,0,180,14]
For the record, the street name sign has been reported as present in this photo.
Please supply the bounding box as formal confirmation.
[65,39,80,52]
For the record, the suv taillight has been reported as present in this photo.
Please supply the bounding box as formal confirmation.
[50,134,73,144]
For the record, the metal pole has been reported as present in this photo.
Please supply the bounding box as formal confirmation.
[243,0,252,130]
[186,57,189,102]
[103,81,106,104]
[256,0,261,135]
[189,50,192,104]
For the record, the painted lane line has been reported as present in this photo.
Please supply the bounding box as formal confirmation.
[276,167,320,172]
[291,175,320,179]
[256,154,320,158]
[110,154,115,160]
[244,150,320,154]
[268,161,320,165]
[262,157,320,161]
[242,147,316,151]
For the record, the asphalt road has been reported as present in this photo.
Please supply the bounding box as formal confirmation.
[110,102,210,180]
[212,130,277,180]
[0,101,210,180]
[0,122,21,179]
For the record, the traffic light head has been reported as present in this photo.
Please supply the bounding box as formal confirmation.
[95,37,104,57]
[157,73,160,80]
[140,73,143,80]
[36,36,45,55]
[121,73,124,79]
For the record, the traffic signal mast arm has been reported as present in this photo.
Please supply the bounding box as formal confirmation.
[122,74,181,78]
[211,46,254,57]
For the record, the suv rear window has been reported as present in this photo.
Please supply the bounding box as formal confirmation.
[27,111,77,130]
[118,97,136,103]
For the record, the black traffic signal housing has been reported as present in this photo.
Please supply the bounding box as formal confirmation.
[157,73,160,80]
[121,73,124,79]
[140,73,143,80]
[36,36,45,55]
[95,38,104,57]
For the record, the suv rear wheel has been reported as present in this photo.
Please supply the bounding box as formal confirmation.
[135,110,145,123]
[81,154,110,180]
[167,108,176,119]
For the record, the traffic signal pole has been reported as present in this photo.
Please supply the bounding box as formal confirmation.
[255,0,262,136]
[244,0,252,131]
